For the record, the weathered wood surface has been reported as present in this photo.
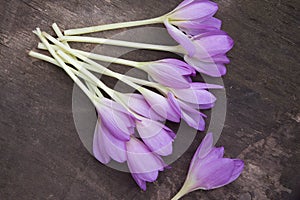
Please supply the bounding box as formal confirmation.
[0,0,299,199]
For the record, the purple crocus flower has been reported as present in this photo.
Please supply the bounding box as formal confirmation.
[140,59,195,89]
[164,0,220,56]
[184,31,234,77]
[126,137,166,191]
[95,98,136,141]
[172,133,244,199]
[136,117,176,156]
[139,88,181,122]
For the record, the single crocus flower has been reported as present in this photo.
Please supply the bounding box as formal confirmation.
[140,59,195,89]
[184,31,234,77]
[166,0,220,36]
[95,98,136,141]
[164,0,220,56]
[126,137,166,191]
[136,117,176,156]
[171,133,244,200]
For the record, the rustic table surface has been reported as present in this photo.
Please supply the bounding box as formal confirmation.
[1,0,299,199]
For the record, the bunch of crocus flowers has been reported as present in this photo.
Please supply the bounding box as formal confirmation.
[29,0,243,199]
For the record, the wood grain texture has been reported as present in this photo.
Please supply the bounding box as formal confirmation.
[0,0,299,199]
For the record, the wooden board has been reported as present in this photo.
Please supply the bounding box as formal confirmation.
[0,0,299,199]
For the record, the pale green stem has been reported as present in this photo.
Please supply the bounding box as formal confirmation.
[64,16,165,36]
[59,35,184,54]
[171,184,190,200]
[29,51,94,85]
[57,50,144,118]
[39,34,169,94]
[33,29,98,104]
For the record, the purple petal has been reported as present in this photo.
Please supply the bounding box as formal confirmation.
[137,118,176,156]
[227,160,244,184]
[170,1,218,20]
[97,99,136,141]
[190,82,223,89]
[173,0,194,11]
[159,59,196,75]
[164,20,196,56]
[99,106,132,141]
[198,102,216,110]
[184,55,227,77]
[211,54,230,64]
[142,62,191,89]
[192,158,243,190]
[121,93,164,121]
[101,124,127,163]
[126,137,165,174]
[92,122,111,164]
[131,173,147,191]
[173,88,217,105]
[179,100,206,131]
[194,132,214,159]
[173,17,222,36]
[193,32,234,57]
[167,92,182,118]
[141,89,181,122]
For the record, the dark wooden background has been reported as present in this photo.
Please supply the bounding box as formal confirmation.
[1,0,299,199]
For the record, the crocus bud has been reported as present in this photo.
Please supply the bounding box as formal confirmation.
[172,133,244,199]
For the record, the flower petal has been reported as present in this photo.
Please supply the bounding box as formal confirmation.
[159,59,196,75]
[131,173,147,191]
[184,55,227,77]
[101,124,127,163]
[170,1,218,20]
[137,118,176,156]
[164,20,196,56]
[121,93,164,121]
[142,62,191,89]
[173,17,222,36]
[140,89,181,122]
[179,100,206,131]
[194,132,214,159]
[92,122,111,164]
[190,82,223,89]
[126,137,165,174]
[173,88,217,105]
[192,158,243,190]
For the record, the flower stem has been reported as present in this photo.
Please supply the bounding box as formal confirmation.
[171,185,189,200]
[33,28,98,104]
[64,16,164,36]
[59,36,184,54]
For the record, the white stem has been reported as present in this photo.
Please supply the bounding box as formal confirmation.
[33,29,98,104]
[37,42,169,95]
[60,36,184,54]
[64,16,164,36]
